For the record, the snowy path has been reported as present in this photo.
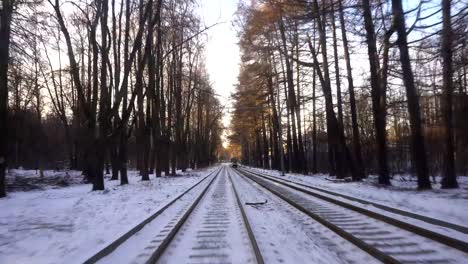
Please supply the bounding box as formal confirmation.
[157,166,257,264]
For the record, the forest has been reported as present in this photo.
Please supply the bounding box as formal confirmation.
[229,0,468,189]
[1,0,468,199]
[1,0,468,262]
[0,0,224,197]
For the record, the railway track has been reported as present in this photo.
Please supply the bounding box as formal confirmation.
[240,167,468,235]
[156,166,263,264]
[234,167,468,264]
[88,165,263,264]
[84,166,222,264]
[228,166,378,264]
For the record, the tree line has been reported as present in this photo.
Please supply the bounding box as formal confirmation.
[0,0,224,197]
[229,0,468,189]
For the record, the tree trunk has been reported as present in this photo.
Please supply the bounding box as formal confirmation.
[110,142,119,180]
[308,0,358,180]
[119,130,128,185]
[153,0,163,177]
[315,4,345,178]
[279,49,293,172]
[271,51,286,175]
[312,58,318,174]
[0,0,14,198]
[294,23,306,173]
[279,17,301,173]
[338,0,364,179]
[330,1,344,127]
[136,51,149,180]
[440,0,458,188]
[392,0,431,189]
[362,0,390,184]
[262,112,269,169]
[266,72,279,170]
[95,0,110,190]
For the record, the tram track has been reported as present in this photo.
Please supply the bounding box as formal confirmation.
[234,167,468,264]
[239,167,468,235]
[88,165,263,264]
[155,165,263,264]
[84,166,222,264]
[84,164,467,264]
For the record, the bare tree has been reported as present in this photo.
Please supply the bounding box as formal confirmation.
[0,0,15,197]
[392,0,431,189]
[440,0,458,188]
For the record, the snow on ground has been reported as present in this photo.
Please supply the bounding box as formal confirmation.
[98,170,218,264]
[245,166,468,228]
[6,169,85,192]
[229,169,378,264]
[158,167,255,264]
[0,167,215,264]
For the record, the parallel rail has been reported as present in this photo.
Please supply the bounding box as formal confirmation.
[143,167,221,263]
[237,167,468,254]
[83,166,222,264]
[148,166,263,264]
[241,166,468,235]
[227,168,264,264]
[93,166,263,264]
[234,167,468,264]
[234,168,399,263]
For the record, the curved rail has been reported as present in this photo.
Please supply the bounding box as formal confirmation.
[83,166,222,264]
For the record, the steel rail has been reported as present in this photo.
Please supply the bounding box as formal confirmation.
[237,167,468,254]
[241,166,468,235]
[83,166,222,264]
[235,168,416,264]
[227,167,265,264]
[144,166,223,264]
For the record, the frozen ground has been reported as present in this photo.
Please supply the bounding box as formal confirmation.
[158,167,256,264]
[245,166,468,228]
[6,169,85,192]
[2,165,467,263]
[229,169,377,264]
[0,168,214,264]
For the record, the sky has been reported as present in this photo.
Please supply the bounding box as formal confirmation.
[197,0,241,147]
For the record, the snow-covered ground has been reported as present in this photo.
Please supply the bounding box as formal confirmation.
[0,168,215,264]
[6,169,85,192]
[238,169,468,263]
[2,165,467,263]
[158,167,256,264]
[244,166,468,228]
[229,169,377,264]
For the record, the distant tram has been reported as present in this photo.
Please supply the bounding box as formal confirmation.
[231,157,238,168]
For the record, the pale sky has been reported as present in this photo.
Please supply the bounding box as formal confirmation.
[197,0,240,147]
